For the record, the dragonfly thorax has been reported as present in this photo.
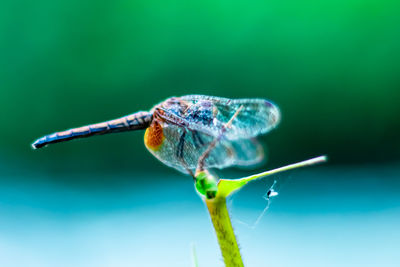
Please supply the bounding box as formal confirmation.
[155,98,216,127]
[184,100,215,126]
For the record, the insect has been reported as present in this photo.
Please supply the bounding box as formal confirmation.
[32,95,280,174]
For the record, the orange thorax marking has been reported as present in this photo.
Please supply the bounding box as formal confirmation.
[144,121,164,151]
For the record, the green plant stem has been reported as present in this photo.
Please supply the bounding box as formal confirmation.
[206,196,244,267]
[200,155,327,267]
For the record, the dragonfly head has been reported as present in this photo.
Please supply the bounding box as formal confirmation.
[195,170,218,199]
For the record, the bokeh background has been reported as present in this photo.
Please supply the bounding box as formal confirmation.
[1,1,399,266]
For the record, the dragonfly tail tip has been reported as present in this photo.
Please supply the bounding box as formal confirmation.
[31,139,44,150]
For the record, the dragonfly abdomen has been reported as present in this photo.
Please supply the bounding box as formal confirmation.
[32,111,153,149]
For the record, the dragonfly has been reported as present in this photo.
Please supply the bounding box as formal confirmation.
[32,95,280,174]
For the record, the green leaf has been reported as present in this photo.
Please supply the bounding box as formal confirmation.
[217,155,327,198]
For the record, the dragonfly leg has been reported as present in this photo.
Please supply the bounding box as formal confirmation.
[179,157,195,180]
[197,138,218,173]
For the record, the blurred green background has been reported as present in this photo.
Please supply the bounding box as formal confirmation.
[0,1,399,266]
[1,0,399,174]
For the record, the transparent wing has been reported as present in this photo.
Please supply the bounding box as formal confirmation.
[146,123,264,174]
[179,95,281,140]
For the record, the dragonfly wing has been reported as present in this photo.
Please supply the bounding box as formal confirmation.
[180,95,281,140]
[146,122,264,174]
[227,137,264,167]
[197,134,264,170]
